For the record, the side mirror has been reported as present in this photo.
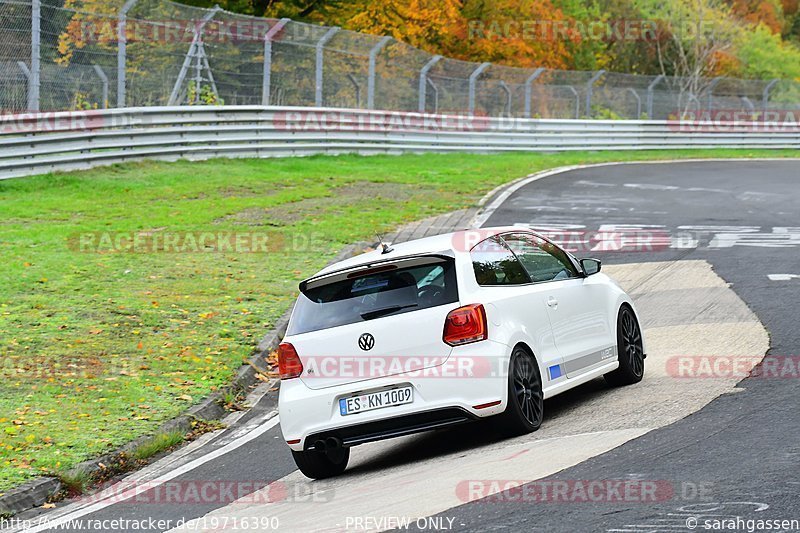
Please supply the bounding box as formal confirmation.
[580,258,602,276]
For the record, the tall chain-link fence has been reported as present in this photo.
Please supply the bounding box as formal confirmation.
[2,0,799,118]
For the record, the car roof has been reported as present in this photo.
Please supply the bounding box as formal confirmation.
[309,226,533,279]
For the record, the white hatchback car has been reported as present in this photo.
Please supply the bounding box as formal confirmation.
[278,227,645,478]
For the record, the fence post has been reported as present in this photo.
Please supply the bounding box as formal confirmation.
[741,97,754,113]
[626,88,641,119]
[468,62,490,114]
[585,70,605,118]
[646,74,665,119]
[16,61,30,78]
[565,86,579,119]
[29,0,41,111]
[17,61,31,111]
[686,93,701,112]
[426,78,439,114]
[762,79,778,114]
[418,55,441,112]
[347,73,361,108]
[116,0,137,108]
[315,27,340,107]
[93,65,109,109]
[262,18,290,106]
[524,68,545,117]
[498,81,511,116]
[707,76,723,110]
[367,36,392,110]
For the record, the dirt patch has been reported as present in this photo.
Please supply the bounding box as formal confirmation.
[218,184,289,198]
[216,181,429,226]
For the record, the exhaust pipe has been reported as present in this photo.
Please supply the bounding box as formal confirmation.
[312,437,343,453]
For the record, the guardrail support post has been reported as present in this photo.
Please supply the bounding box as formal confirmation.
[367,36,391,110]
[762,79,778,114]
[93,65,109,109]
[646,74,665,119]
[418,55,441,112]
[524,67,545,117]
[29,0,40,111]
[626,87,641,119]
[315,27,340,107]
[707,76,724,110]
[468,62,490,114]
[262,17,289,106]
[585,70,605,118]
[116,0,137,108]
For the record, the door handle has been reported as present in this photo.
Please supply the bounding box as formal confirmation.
[547,296,558,309]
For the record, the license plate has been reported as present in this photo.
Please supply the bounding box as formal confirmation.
[339,386,413,416]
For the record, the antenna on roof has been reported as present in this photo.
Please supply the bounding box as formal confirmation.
[376,232,393,254]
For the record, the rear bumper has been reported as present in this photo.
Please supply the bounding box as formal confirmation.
[304,407,476,450]
[278,340,510,451]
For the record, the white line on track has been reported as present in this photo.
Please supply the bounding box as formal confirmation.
[20,413,280,533]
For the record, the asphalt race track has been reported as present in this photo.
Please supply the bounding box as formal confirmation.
[13,160,799,533]
[432,159,800,532]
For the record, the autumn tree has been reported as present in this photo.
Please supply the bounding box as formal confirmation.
[638,0,741,111]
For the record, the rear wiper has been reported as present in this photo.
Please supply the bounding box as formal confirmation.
[360,304,418,320]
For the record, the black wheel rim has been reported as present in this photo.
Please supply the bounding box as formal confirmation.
[620,309,644,377]
[513,353,543,426]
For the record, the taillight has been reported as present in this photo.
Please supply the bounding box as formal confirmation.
[443,304,488,346]
[278,342,303,379]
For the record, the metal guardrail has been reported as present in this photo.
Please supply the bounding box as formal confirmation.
[1,106,798,180]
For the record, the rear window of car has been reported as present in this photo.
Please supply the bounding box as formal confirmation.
[286,257,459,335]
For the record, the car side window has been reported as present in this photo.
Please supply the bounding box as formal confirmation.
[470,237,531,286]
[501,233,580,283]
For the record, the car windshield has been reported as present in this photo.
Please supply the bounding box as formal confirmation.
[287,258,459,335]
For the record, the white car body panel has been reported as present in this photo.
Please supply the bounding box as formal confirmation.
[278,227,645,451]
[292,305,455,390]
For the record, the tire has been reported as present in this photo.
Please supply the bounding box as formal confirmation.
[604,305,645,387]
[291,446,350,479]
[494,347,544,436]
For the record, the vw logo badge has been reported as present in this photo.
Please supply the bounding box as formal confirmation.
[358,333,375,351]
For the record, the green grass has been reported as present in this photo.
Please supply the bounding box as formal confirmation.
[130,430,185,461]
[54,467,92,496]
[0,149,797,491]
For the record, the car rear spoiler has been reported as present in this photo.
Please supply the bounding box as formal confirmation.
[299,252,455,294]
